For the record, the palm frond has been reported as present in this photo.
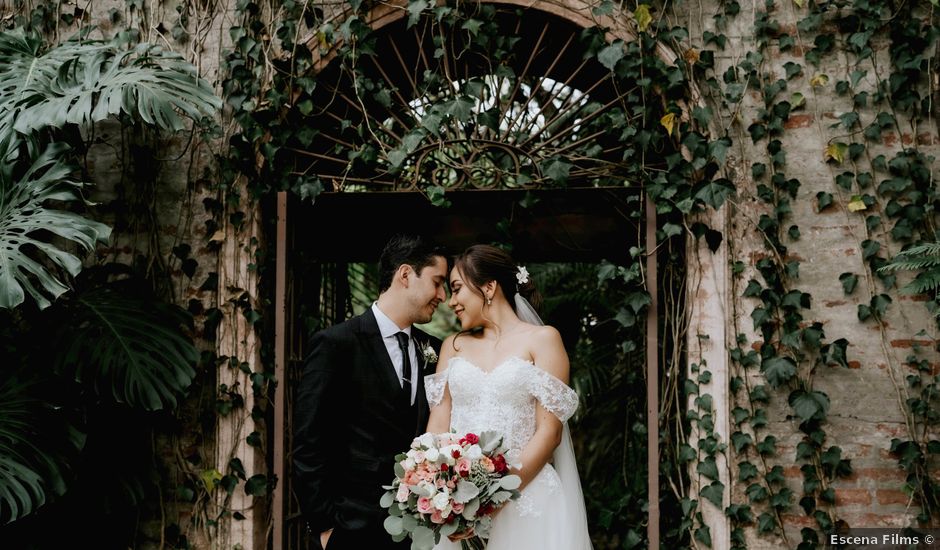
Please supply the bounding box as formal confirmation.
[52,287,198,411]
[0,143,111,309]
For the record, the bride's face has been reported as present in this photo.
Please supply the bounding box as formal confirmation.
[448,266,485,330]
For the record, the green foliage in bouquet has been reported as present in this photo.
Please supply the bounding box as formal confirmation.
[381,431,522,550]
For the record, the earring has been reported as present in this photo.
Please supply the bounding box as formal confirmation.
[486,297,492,305]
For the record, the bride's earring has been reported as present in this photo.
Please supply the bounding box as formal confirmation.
[486,296,492,305]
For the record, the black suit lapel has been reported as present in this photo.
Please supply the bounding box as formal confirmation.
[356,309,405,397]
[411,328,440,435]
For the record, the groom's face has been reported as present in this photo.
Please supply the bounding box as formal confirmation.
[407,256,448,324]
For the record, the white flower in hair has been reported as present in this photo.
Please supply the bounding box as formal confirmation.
[516,265,530,285]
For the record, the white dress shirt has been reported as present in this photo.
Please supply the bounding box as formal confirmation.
[371,303,418,404]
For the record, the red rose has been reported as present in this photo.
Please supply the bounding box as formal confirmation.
[440,463,449,472]
[492,454,507,473]
[464,433,480,445]
[451,449,462,459]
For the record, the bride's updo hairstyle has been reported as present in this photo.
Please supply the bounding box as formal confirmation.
[452,244,542,312]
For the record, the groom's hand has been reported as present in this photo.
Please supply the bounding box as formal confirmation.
[320,528,333,549]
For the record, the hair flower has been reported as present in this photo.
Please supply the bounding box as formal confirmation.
[515,266,530,285]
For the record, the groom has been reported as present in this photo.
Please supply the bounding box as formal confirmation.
[293,235,449,550]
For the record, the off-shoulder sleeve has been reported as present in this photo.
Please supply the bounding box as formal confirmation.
[424,370,449,408]
[527,365,579,422]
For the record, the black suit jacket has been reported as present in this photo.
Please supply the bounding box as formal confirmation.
[292,308,440,540]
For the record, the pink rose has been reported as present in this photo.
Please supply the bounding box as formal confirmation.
[479,456,495,473]
[452,502,464,514]
[430,509,444,524]
[455,457,472,477]
[417,497,433,514]
[413,451,426,463]
[436,478,446,488]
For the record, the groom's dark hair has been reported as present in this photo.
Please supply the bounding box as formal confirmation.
[378,234,447,292]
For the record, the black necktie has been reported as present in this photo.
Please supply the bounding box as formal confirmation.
[395,332,412,403]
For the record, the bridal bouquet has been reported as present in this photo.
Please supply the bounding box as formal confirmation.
[380,431,521,550]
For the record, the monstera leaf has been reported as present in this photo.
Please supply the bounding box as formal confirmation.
[0,144,111,309]
[0,372,85,524]
[0,29,220,136]
[52,286,198,411]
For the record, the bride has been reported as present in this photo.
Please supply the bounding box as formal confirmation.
[424,244,593,550]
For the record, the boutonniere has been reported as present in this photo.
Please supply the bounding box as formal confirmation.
[420,342,438,368]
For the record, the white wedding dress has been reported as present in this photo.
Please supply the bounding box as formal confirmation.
[424,355,593,550]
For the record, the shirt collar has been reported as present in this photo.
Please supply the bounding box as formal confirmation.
[371,302,412,340]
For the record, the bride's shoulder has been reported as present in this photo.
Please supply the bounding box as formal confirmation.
[526,324,562,343]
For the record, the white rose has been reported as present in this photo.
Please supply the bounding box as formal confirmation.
[402,458,416,471]
[439,445,459,464]
[418,433,435,448]
[425,447,440,462]
[432,491,451,511]
[396,484,410,502]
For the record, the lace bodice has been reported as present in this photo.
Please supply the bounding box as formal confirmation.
[424,356,579,457]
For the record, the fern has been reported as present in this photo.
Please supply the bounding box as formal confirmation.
[881,241,940,295]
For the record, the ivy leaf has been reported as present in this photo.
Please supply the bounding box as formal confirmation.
[739,461,759,482]
[387,149,407,169]
[701,480,725,507]
[597,42,625,71]
[461,19,483,36]
[824,142,847,163]
[810,74,829,87]
[244,474,268,496]
[757,512,777,533]
[816,191,833,211]
[790,92,805,108]
[543,158,572,183]
[847,195,867,211]
[406,0,428,27]
[660,112,677,136]
[694,179,735,209]
[820,338,849,368]
[746,483,768,502]
[697,456,719,480]
[788,390,830,421]
[731,431,753,452]
[634,4,653,32]
[839,272,858,295]
[761,356,797,388]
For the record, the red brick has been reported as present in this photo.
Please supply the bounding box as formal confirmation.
[876,489,911,505]
[890,339,933,348]
[843,467,905,483]
[847,360,861,369]
[784,114,815,129]
[836,488,873,505]
[781,513,817,527]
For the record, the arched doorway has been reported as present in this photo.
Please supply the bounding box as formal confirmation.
[270,2,705,548]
